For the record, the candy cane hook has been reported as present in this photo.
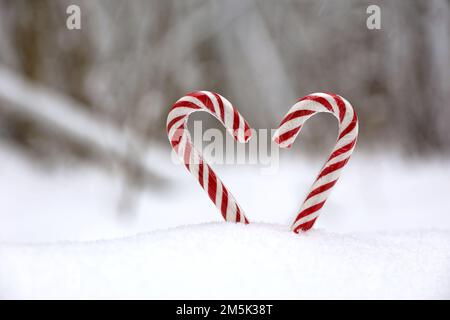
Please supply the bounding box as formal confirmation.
[273,93,358,233]
[167,91,252,223]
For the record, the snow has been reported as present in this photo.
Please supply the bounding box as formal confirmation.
[1,145,450,298]
[1,223,449,299]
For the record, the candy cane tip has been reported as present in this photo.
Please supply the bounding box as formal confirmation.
[246,128,253,138]
[272,134,292,149]
[272,133,280,144]
[233,134,244,143]
[243,133,252,142]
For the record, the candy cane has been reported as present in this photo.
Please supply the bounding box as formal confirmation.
[167,91,252,223]
[273,93,358,233]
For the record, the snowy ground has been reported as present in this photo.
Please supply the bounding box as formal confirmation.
[1,144,450,298]
[2,224,449,299]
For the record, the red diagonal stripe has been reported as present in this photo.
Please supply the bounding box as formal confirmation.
[299,95,333,112]
[243,120,251,141]
[328,139,356,161]
[171,139,180,149]
[296,200,326,221]
[171,100,202,111]
[232,109,240,138]
[330,94,346,123]
[167,115,185,133]
[338,112,358,139]
[187,91,215,113]
[170,124,185,148]
[317,158,349,180]
[213,92,225,121]
[236,206,241,223]
[305,180,337,201]
[198,160,204,188]
[207,166,217,206]
[275,126,301,144]
[280,110,315,126]
[221,187,229,220]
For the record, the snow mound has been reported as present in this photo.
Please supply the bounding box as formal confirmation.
[1,223,449,299]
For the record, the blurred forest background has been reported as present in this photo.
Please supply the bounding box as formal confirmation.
[0,0,449,201]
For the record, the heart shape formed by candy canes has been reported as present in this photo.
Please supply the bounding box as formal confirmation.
[167,91,252,223]
[167,91,358,233]
[273,93,358,233]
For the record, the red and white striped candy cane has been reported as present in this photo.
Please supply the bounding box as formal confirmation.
[273,93,358,233]
[167,91,252,223]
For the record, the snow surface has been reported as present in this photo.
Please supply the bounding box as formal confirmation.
[1,145,450,299]
[1,223,449,299]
